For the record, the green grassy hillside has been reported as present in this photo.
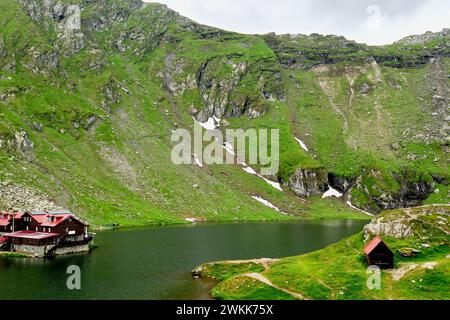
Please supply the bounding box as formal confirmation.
[0,0,448,227]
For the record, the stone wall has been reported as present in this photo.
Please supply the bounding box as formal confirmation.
[54,244,90,255]
[12,243,90,257]
[12,244,51,257]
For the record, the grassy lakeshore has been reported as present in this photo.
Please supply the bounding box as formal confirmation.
[195,205,450,300]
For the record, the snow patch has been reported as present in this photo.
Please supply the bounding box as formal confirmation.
[194,154,203,167]
[295,137,309,152]
[223,142,236,156]
[263,178,283,192]
[322,185,343,199]
[243,166,258,175]
[194,117,220,130]
[242,165,283,191]
[252,196,286,215]
[346,201,374,216]
[213,116,221,124]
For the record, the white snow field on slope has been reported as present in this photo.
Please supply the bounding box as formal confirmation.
[295,137,309,152]
[322,185,343,198]
[251,196,287,215]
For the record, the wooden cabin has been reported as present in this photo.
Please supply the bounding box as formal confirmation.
[364,236,394,269]
[1,210,91,257]
[7,230,59,256]
[0,212,27,233]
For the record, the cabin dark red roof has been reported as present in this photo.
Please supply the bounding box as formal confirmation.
[364,235,383,255]
[364,236,394,269]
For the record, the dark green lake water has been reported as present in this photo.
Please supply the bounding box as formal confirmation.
[0,220,367,300]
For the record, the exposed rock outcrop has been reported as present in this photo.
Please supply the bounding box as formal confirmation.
[17,0,85,55]
[285,168,328,197]
[160,51,283,122]
[347,170,438,214]
[0,130,34,154]
[363,205,450,240]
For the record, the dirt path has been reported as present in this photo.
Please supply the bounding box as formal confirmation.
[220,258,279,271]
[389,264,418,281]
[243,273,309,300]
[218,258,309,300]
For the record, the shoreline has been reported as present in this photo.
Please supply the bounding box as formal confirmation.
[88,203,450,231]
[90,216,371,232]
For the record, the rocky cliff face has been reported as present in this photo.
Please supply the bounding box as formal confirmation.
[363,205,449,240]
[159,42,283,122]
[285,168,328,197]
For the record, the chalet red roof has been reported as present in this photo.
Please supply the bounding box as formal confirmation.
[364,236,384,255]
[0,220,10,227]
[32,214,71,227]
[31,214,88,227]
[0,210,88,228]
[0,212,25,226]
[5,230,59,240]
[0,236,8,244]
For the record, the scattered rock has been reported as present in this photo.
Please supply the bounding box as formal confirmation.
[0,183,61,211]
[421,262,437,269]
[398,248,420,257]
[359,83,371,95]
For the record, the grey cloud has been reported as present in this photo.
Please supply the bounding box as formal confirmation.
[145,0,450,45]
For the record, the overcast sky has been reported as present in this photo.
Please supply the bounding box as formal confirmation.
[144,0,450,45]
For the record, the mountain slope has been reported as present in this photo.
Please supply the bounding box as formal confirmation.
[0,0,448,226]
